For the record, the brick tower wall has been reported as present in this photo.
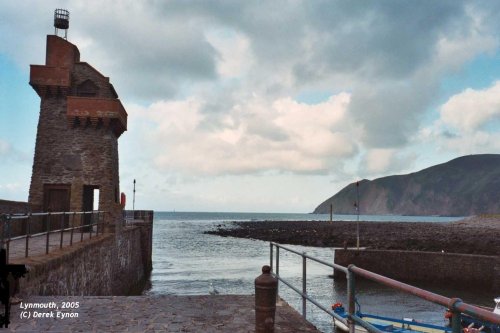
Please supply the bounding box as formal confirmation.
[28,99,121,216]
[28,35,126,227]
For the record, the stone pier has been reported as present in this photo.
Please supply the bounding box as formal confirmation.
[5,295,320,332]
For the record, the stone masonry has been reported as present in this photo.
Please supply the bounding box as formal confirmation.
[28,35,127,226]
[334,249,499,290]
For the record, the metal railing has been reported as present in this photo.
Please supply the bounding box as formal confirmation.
[1,211,105,263]
[270,242,500,333]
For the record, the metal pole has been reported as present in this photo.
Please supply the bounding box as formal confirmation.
[6,217,11,262]
[133,179,136,213]
[96,211,100,236]
[25,215,31,258]
[89,212,93,239]
[451,311,462,333]
[449,298,463,333]
[302,253,307,318]
[0,215,7,262]
[60,212,65,249]
[80,213,84,242]
[270,243,273,272]
[275,245,280,303]
[356,181,360,250]
[70,213,75,245]
[46,213,51,254]
[276,246,280,278]
[0,215,5,250]
[347,266,356,333]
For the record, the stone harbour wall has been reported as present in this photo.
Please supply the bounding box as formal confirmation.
[13,225,149,296]
[0,199,35,214]
[334,249,499,291]
[0,200,41,237]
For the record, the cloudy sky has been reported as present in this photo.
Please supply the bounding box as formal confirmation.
[1,1,500,213]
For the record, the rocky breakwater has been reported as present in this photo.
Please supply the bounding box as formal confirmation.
[207,216,500,289]
[206,216,500,255]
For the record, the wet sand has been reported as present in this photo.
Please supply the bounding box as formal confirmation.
[206,216,500,255]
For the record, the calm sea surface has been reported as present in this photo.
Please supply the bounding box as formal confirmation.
[145,212,494,333]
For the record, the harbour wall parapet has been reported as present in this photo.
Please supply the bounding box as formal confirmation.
[0,199,41,236]
[334,249,499,291]
[0,199,34,214]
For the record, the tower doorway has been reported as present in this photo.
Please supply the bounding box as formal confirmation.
[82,185,99,231]
[43,184,71,232]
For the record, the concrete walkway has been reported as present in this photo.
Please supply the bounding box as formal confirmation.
[5,295,320,332]
[5,231,103,261]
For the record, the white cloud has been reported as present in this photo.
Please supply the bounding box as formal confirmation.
[420,124,500,156]
[0,183,22,192]
[0,140,10,155]
[359,149,417,177]
[443,131,500,153]
[435,6,497,71]
[205,29,254,78]
[126,92,356,176]
[2,1,497,151]
[440,81,500,132]
[419,79,500,158]
[363,149,396,174]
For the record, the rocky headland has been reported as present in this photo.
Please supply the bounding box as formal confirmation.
[314,154,500,216]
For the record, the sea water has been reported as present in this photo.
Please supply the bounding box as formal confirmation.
[145,212,493,333]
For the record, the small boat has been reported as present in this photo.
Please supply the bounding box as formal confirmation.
[331,302,452,333]
[454,297,500,333]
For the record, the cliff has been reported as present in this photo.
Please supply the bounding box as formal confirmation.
[313,154,500,216]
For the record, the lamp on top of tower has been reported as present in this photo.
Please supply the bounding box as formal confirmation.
[54,9,70,40]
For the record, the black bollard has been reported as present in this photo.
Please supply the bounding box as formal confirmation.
[255,265,278,333]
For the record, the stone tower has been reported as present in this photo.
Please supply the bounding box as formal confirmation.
[28,15,127,226]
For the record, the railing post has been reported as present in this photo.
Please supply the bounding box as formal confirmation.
[96,211,100,236]
[302,252,307,319]
[60,212,65,249]
[276,246,280,278]
[46,212,51,254]
[80,213,84,242]
[102,211,106,234]
[5,239,10,263]
[70,212,75,245]
[347,265,356,333]
[0,214,5,248]
[275,245,280,304]
[6,216,11,262]
[269,243,273,272]
[0,215,7,262]
[449,298,463,333]
[89,212,93,239]
[25,214,31,258]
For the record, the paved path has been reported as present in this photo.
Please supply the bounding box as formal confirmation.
[5,295,320,332]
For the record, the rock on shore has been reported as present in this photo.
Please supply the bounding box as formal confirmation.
[206,216,500,256]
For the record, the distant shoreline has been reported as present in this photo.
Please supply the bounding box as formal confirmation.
[206,216,500,256]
